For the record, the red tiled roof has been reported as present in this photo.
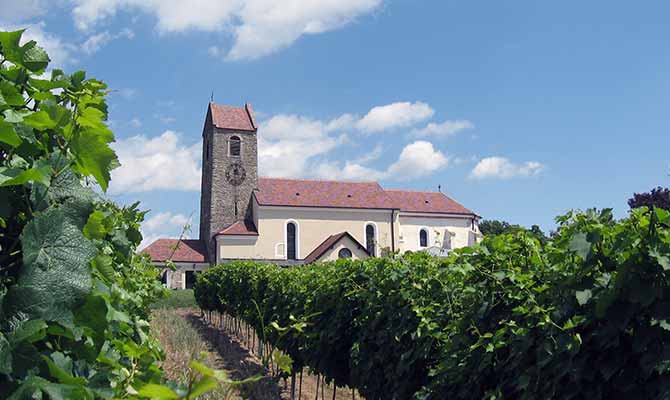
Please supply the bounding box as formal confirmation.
[217,220,259,236]
[303,232,368,264]
[385,189,475,215]
[141,239,207,263]
[255,178,394,209]
[255,178,476,215]
[209,102,256,131]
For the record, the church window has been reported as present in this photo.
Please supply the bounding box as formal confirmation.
[419,228,428,248]
[286,221,297,260]
[338,248,352,259]
[229,136,241,157]
[365,223,376,257]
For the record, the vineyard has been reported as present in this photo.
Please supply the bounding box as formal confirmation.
[0,30,232,398]
[195,207,670,399]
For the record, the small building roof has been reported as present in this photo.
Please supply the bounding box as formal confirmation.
[209,102,256,131]
[217,220,259,236]
[303,231,368,264]
[142,239,207,263]
[384,189,476,215]
[255,178,394,210]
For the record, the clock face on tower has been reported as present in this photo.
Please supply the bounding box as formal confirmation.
[225,162,246,186]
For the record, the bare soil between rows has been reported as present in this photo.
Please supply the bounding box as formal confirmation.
[175,308,358,400]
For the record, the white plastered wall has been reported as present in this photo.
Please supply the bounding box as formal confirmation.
[398,213,479,253]
[217,205,394,261]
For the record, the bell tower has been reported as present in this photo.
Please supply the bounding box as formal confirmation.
[199,102,258,262]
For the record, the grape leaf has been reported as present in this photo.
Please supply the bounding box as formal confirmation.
[0,118,21,147]
[9,207,95,320]
[70,127,117,192]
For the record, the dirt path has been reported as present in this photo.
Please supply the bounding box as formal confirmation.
[177,309,359,400]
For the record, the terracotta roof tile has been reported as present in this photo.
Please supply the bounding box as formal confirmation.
[217,220,259,236]
[385,189,475,215]
[303,232,368,264]
[209,102,256,131]
[141,239,207,263]
[255,178,476,215]
[256,178,393,209]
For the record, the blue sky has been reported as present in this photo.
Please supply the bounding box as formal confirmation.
[3,1,668,244]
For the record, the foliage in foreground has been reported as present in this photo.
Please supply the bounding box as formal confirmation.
[0,29,229,399]
[196,207,670,399]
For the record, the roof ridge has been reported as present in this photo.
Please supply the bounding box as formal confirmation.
[385,188,441,193]
[259,176,380,185]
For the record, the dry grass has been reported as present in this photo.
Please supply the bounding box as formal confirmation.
[150,308,239,399]
[151,307,362,400]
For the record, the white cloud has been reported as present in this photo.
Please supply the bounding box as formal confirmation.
[129,118,142,128]
[0,0,45,23]
[314,160,387,181]
[80,28,134,54]
[109,130,201,194]
[386,141,448,180]
[228,0,382,60]
[140,211,192,249]
[356,101,434,133]
[258,114,348,177]
[314,141,448,181]
[470,156,544,180]
[0,23,76,67]
[70,0,382,60]
[411,119,474,137]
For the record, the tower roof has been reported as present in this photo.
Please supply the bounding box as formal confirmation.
[209,102,256,131]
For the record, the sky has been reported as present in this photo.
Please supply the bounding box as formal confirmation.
[2,1,669,246]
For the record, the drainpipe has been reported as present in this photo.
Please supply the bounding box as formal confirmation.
[390,209,396,253]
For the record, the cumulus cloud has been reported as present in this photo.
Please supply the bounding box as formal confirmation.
[258,114,348,178]
[470,156,544,180]
[314,141,448,181]
[386,141,448,180]
[70,0,382,60]
[140,211,192,249]
[411,119,474,137]
[356,101,434,133]
[109,130,201,194]
[80,28,134,54]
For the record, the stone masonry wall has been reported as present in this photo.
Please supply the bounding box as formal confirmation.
[199,120,258,262]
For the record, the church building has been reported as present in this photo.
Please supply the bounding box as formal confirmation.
[144,103,482,289]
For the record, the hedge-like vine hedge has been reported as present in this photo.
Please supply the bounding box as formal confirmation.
[195,207,670,399]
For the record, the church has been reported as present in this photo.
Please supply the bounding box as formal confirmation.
[144,102,482,289]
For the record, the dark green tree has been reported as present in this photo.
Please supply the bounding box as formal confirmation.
[628,186,670,210]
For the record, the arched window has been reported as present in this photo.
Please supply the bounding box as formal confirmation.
[229,136,241,157]
[286,222,297,260]
[419,228,428,248]
[365,223,376,257]
[338,248,352,259]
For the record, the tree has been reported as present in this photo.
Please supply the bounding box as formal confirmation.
[479,219,519,236]
[628,186,670,210]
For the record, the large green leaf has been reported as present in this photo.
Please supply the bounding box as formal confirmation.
[8,207,96,320]
[0,81,25,106]
[0,165,51,187]
[137,383,180,399]
[0,118,21,147]
[70,127,117,192]
[0,333,11,374]
[0,30,50,72]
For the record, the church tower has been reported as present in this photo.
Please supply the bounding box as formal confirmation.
[199,102,258,262]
